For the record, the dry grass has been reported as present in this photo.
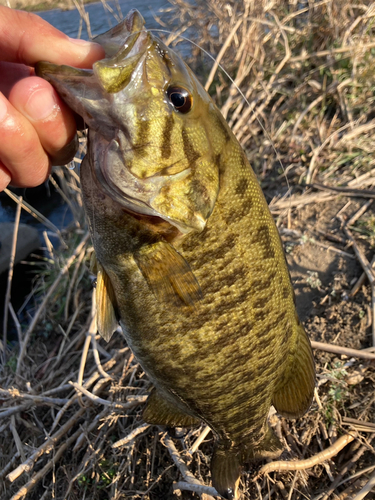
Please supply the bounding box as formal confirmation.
[1,1,375,499]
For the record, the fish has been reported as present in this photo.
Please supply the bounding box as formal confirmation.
[36,10,315,499]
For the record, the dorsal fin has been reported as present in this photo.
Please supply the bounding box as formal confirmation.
[134,241,202,307]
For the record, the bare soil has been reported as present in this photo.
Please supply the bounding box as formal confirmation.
[1,1,375,499]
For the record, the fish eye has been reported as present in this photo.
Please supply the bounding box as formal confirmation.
[166,86,193,113]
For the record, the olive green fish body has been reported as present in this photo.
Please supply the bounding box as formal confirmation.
[37,11,315,498]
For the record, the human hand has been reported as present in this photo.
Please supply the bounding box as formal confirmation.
[0,6,104,191]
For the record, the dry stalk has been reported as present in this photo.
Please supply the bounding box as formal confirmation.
[7,406,87,483]
[9,426,83,500]
[320,434,375,500]
[173,481,218,498]
[189,424,212,454]
[205,18,243,91]
[69,381,146,409]
[4,188,64,244]
[311,341,375,360]
[112,422,151,448]
[258,433,356,476]
[342,225,375,347]
[2,196,22,364]
[16,233,90,376]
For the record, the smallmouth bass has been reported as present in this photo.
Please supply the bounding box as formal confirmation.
[36,10,315,499]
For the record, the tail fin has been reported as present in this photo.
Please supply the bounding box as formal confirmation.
[211,445,241,500]
[211,426,283,499]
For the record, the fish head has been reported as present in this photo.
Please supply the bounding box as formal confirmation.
[36,9,223,234]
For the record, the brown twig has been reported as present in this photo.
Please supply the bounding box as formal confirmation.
[173,481,218,498]
[350,256,375,297]
[311,183,375,199]
[342,417,375,433]
[163,432,218,499]
[259,434,356,475]
[346,199,373,227]
[9,426,83,500]
[320,434,375,500]
[342,225,375,346]
[311,341,375,360]
[7,406,87,483]
[112,423,151,448]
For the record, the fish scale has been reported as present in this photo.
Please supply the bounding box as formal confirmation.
[36,9,315,499]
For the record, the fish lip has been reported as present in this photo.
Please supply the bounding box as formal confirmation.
[35,62,94,80]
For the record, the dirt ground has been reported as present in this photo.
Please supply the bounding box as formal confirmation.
[2,0,375,499]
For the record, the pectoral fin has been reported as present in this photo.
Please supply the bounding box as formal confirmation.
[143,388,200,427]
[134,241,202,307]
[95,260,118,342]
[272,324,315,418]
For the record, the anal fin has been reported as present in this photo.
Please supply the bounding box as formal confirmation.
[95,260,118,342]
[272,324,315,418]
[134,241,202,307]
[143,388,200,427]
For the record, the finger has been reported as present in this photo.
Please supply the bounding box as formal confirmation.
[0,161,12,192]
[0,62,33,97]
[0,6,104,67]
[9,76,78,166]
[0,91,50,188]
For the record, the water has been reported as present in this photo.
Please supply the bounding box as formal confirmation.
[1,1,205,236]
[0,0,178,233]
[38,0,174,40]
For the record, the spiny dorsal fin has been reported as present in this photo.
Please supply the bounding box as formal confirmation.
[272,323,316,418]
[143,388,200,427]
[134,241,202,307]
[96,261,118,342]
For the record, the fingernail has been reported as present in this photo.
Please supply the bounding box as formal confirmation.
[68,38,103,55]
[51,134,79,167]
[24,88,58,121]
[68,37,93,46]
[0,94,8,122]
[0,165,11,190]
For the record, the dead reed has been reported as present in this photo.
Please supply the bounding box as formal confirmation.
[1,1,375,499]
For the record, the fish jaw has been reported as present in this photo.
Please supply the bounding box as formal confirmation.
[93,9,146,58]
[36,11,220,234]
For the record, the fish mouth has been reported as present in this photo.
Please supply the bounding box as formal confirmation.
[36,9,210,235]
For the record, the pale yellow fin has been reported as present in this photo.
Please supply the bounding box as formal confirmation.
[96,263,118,342]
[211,445,242,500]
[134,241,202,307]
[143,388,200,427]
[90,251,98,273]
[272,325,315,418]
